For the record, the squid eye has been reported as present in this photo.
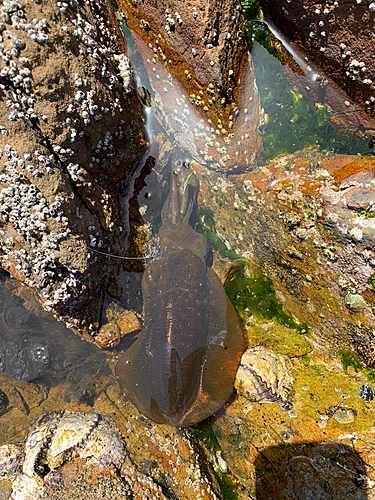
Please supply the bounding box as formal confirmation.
[175,159,182,167]
[183,161,190,169]
[173,168,180,175]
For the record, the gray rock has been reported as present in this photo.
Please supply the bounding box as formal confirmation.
[344,293,367,312]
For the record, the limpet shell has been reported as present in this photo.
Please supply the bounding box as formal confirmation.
[79,415,127,469]
[235,344,294,402]
[10,474,44,500]
[46,411,99,469]
[23,412,60,477]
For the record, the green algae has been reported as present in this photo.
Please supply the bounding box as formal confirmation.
[224,261,309,336]
[196,208,238,262]
[369,273,375,290]
[250,40,368,162]
[339,349,375,383]
[247,325,312,357]
[358,211,375,219]
[108,0,119,12]
[339,350,361,373]
[215,470,239,500]
[195,424,239,500]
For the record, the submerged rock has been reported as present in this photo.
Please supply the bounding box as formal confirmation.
[344,292,367,312]
[260,0,375,119]
[118,0,263,172]
[0,0,147,337]
[0,406,222,500]
[0,277,107,397]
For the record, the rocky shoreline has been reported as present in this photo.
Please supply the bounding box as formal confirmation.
[0,0,146,338]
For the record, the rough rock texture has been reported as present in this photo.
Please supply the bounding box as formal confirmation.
[119,0,252,131]
[0,401,222,500]
[116,3,262,172]
[0,0,146,337]
[260,0,375,118]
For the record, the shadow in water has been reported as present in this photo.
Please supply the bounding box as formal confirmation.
[0,274,109,401]
[255,440,371,499]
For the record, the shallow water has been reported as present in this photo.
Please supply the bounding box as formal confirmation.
[0,274,108,400]
[1,9,375,499]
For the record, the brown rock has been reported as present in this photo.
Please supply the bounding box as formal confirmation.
[120,0,247,109]
[117,310,141,336]
[260,0,375,119]
[345,187,375,211]
[0,0,147,337]
[96,302,141,348]
[95,323,122,349]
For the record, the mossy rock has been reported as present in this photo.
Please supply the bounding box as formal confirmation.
[247,325,312,357]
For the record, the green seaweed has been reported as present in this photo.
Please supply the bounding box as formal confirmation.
[195,422,221,452]
[196,208,239,262]
[358,210,375,219]
[368,273,375,290]
[339,350,361,373]
[242,0,260,20]
[240,5,370,161]
[224,261,309,335]
[216,470,240,500]
[107,0,119,12]
[250,39,368,162]
[195,424,239,500]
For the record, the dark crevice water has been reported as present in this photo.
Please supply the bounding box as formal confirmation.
[0,274,109,402]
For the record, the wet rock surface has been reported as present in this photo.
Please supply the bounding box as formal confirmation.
[260,0,375,118]
[1,1,375,499]
[119,0,248,126]
[0,0,146,337]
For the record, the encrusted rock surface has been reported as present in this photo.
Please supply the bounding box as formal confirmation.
[0,0,146,337]
[260,0,375,118]
[120,0,248,126]
[0,403,222,499]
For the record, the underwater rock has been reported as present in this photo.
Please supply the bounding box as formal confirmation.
[344,293,367,313]
[96,303,141,348]
[0,389,7,416]
[260,0,375,119]
[120,0,248,115]
[118,0,263,172]
[285,445,368,500]
[235,344,294,403]
[0,0,146,337]
[0,279,107,396]
[0,407,218,500]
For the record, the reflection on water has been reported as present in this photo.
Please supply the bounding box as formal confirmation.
[0,275,108,399]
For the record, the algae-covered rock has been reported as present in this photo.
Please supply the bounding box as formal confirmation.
[345,293,367,312]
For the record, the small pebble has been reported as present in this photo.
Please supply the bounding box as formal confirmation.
[359,383,375,401]
[280,401,293,412]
